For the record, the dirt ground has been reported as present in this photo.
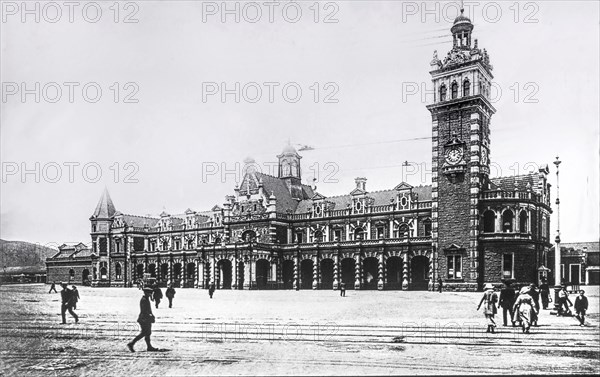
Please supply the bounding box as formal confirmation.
[0,284,598,375]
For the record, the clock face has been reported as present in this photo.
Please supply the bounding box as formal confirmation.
[445,147,463,164]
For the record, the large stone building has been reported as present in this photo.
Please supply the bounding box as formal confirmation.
[47,9,554,291]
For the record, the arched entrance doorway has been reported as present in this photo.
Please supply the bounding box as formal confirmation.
[282,260,294,289]
[255,259,270,289]
[341,258,355,289]
[362,257,378,290]
[217,259,232,289]
[185,262,195,288]
[300,259,313,289]
[160,263,168,282]
[136,264,144,280]
[148,263,157,278]
[386,256,402,290]
[410,255,429,291]
[320,259,334,289]
[82,269,90,284]
[173,263,182,287]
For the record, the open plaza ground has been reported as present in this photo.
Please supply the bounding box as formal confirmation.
[0,284,598,375]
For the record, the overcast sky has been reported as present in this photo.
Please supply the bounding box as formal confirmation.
[1,0,598,248]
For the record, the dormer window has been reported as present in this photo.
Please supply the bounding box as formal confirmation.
[463,80,470,97]
[451,81,458,99]
[439,84,447,101]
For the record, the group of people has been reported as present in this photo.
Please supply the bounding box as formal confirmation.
[478,279,590,334]
[49,282,80,324]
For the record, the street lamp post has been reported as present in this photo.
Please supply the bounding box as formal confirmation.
[553,156,562,312]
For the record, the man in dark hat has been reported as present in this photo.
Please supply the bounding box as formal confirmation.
[340,281,346,297]
[153,285,163,309]
[127,287,158,352]
[498,281,516,327]
[539,278,551,310]
[208,282,215,299]
[60,282,78,324]
[165,284,176,308]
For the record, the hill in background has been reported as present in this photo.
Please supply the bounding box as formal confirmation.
[0,239,58,269]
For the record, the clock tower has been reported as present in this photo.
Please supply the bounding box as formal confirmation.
[427,8,496,290]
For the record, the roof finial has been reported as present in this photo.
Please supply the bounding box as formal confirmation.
[460,0,464,13]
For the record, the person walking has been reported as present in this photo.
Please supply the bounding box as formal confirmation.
[153,285,163,309]
[127,287,158,352]
[49,281,57,294]
[498,281,516,327]
[558,284,573,316]
[477,283,498,333]
[208,282,215,299]
[166,284,176,308]
[437,277,443,293]
[529,284,540,326]
[574,290,589,326]
[513,286,537,333]
[539,278,551,310]
[60,283,78,324]
[71,285,80,310]
[340,281,346,297]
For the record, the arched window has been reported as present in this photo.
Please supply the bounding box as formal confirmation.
[354,228,364,241]
[463,80,470,97]
[423,219,432,237]
[451,82,458,99]
[519,211,528,233]
[398,224,409,238]
[115,263,122,280]
[439,85,447,102]
[502,210,514,232]
[69,269,75,278]
[100,267,108,280]
[483,210,496,233]
[313,230,323,243]
[242,230,256,242]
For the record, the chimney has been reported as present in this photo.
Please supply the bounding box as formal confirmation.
[355,177,367,191]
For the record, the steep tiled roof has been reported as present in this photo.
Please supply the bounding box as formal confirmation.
[122,214,160,228]
[489,174,540,192]
[254,172,314,213]
[294,185,432,214]
[91,188,116,218]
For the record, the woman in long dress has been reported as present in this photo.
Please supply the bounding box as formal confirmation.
[477,283,498,333]
[513,286,538,333]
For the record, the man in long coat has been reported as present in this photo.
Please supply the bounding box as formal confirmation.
[127,287,158,352]
[498,281,516,327]
[60,283,78,324]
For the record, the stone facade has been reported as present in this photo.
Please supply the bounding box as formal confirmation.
[46,9,553,292]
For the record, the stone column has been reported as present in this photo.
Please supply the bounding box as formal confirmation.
[333,254,339,290]
[312,255,319,290]
[402,253,409,290]
[209,255,215,285]
[231,258,238,290]
[377,253,384,290]
[354,254,361,290]
[168,257,173,285]
[195,259,200,288]
[250,259,256,289]
[293,255,299,290]
[244,260,251,289]
[276,258,283,288]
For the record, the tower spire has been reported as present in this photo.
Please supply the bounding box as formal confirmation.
[91,188,116,219]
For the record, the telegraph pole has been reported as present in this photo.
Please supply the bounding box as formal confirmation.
[553,156,562,286]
